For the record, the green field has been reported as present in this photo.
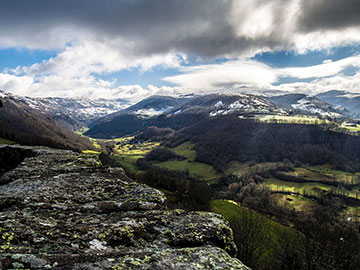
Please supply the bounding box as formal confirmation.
[304,165,360,185]
[74,127,89,135]
[255,114,331,125]
[0,137,15,145]
[171,142,196,160]
[89,138,102,150]
[256,164,360,217]
[115,138,159,155]
[225,161,284,177]
[106,138,160,174]
[272,193,317,212]
[339,122,360,133]
[111,154,142,175]
[150,142,222,181]
[280,167,334,182]
[153,159,221,181]
[261,177,332,196]
[82,150,101,154]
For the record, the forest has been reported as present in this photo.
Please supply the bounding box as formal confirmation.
[165,115,360,172]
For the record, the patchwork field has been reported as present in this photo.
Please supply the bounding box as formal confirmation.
[261,177,332,195]
[225,161,285,178]
[153,142,221,181]
[253,164,360,218]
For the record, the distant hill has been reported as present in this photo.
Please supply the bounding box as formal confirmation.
[316,90,360,116]
[85,94,286,138]
[0,95,94,151]
[267,94,350,118]
[0,90,129,130]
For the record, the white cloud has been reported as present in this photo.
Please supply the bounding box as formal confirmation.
[281,55,360,79]
[163,60,279,90]
[0,40,184,100]
[274,73,360,95]
[163,54,360,94]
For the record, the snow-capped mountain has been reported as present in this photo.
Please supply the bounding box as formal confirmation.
[316,90,360,117]
[0,90,129,130]
[268,94,350,118]
[85,94,287,138]
[0,93,94,150]
[203,94,286,117]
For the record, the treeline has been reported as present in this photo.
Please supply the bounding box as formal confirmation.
[145,147,184,162]
[135,158,212,211]
[170,115,360,172]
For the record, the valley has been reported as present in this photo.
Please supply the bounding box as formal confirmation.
[2,91,360,270]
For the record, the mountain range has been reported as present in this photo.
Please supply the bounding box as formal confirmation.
[85,93,351,139]
[0,93,94,151]
[1,89,359,148]
[0,90,129,130]
[316,90,360,116]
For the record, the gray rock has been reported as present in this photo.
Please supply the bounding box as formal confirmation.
[0,146,250,270]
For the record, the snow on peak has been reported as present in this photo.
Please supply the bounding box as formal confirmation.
[214,101,224,108]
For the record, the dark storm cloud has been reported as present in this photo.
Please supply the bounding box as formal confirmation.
[1,0,360,57]
[298,0,360,32]
[0,0,289,57]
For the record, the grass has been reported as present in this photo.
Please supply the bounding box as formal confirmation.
[225,161,284,177]
[89,138,102,150]
[74,127,89,135]
[272,193,317,212]
[280,167,334,183]
[261,177,332,196]
[339,122,360,133]
[150,141,222,181]
[171,142,196,160]
[304,165,360,185]
[82,150,101,154]
[115,140,159,155]
[110,154,142,175]
[0,137,15,145]
[255,115,331,125]
[153,159,221,181]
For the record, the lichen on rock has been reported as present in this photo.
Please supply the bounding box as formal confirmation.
[0,145,250,269]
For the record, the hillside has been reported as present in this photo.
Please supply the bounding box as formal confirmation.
[85,94,287,138]
[0,90,128,130]
[268,93,350,118]
[0,95,94,151]
[316,90,360,116]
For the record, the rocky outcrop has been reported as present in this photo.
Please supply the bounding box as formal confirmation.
[0,145,250,270]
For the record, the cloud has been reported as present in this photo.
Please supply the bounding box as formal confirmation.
[0,41,183,99]
[163,54,360,94]
[281,55,360,79]
[1,0,360,58]
[2,0,360,100]
[298,0,360,32]
[163,60,279,90]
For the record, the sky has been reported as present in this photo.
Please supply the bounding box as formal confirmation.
[1,0,360,101]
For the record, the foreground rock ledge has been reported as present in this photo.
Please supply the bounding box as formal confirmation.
[0,146,250,270]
